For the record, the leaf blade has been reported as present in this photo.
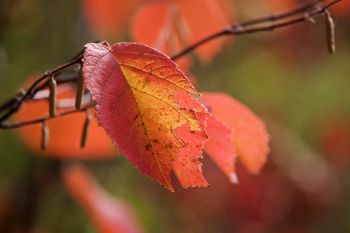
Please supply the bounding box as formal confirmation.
[204,114,238,183]
[202,92,270,175]
[83,42,209,191]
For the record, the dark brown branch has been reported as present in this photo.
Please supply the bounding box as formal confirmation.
[0,0,341,130]
[235,0,322,28]
[171,0,340,60]
[0,55,82,123]
[0,103,94,129]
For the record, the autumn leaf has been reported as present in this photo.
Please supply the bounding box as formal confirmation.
[320,116,350,165]
[204,114,238,183]
[81,0,140,38]
[131,0,234,63]
[266,0,296,12]
[202,92,269,175]
[230,167,292,233]
[63,164,143,233]
[82,42,209,191]
[332,0,350,17]
[14,82,114,158]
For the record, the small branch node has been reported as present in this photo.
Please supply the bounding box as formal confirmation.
[305,13,316,23]
[228,23,243,34]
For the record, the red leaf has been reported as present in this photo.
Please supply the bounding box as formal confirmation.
[202,92,270,175]
[82,42,209,191]
[266,0,297,12]
[320,116,350,164]
[81,0,140,38]
[204,114,238,183]
[332,0,350,17]
[63,164,143,233]
[131,0,234,63]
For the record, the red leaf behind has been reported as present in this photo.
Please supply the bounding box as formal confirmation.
[81,0,140,38]
[63,164,143,233]
[332,0,350,17]
[131,0,234,63]
[266,0,297,12]
[204,114,238,183]
[202,92,270,175]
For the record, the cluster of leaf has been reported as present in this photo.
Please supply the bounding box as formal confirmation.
[14,0,350,190]
[15,0,275,192]
[81,41,269,191]
[81,0,299,69]
[16,41,269,192]
[2,0,349,232]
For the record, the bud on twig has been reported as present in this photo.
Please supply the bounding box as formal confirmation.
[41,120,49,150]
[49,76,57,117]
[75,66,84,110]
[324,10,335,54]
[80,110,91,148]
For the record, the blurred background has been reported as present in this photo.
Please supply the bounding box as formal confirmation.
[0,0,349,232]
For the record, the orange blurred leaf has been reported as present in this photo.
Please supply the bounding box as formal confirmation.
[81,0,140,38]
[83,42,209,191]
[266,0,297,12]
[14,84,114,158]
[204,114,238,183]
[131,0,234,63]
[63,164,143,233]
[331,0,350,17]
[202,92,270,175]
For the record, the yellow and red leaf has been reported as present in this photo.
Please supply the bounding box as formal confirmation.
[82,42,209,191]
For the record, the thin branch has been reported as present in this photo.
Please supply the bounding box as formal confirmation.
[237,0,322,27]
[0,55,82,122]
[0,0,341,130]
[171,0,341,60]
[0,103,94,129]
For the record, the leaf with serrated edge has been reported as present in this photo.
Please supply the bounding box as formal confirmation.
[83,42,208,191]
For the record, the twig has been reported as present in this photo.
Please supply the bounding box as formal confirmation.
[171,0,341,60]
[0,0,341,130]
[0,55,82,123]
[0,104,94,129]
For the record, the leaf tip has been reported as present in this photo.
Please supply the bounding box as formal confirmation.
[229,172,239,184]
